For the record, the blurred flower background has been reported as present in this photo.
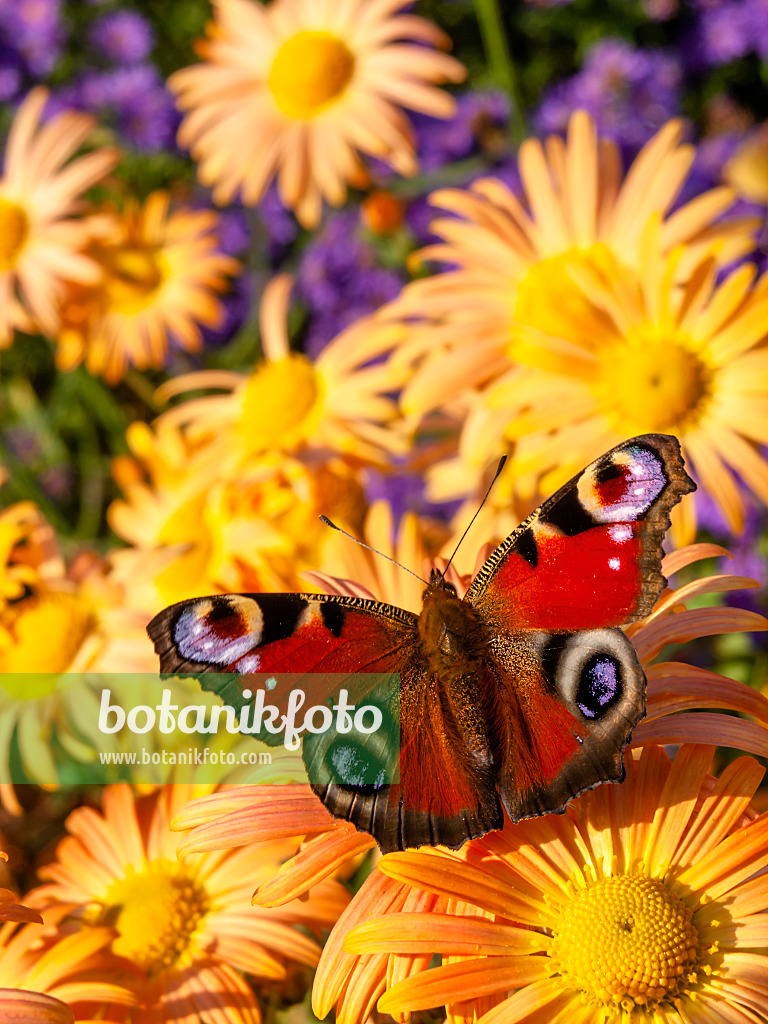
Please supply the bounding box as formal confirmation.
[1,0,768,1021]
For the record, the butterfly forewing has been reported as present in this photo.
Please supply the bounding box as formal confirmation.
[147,590,502,851]
[467,434,695,629]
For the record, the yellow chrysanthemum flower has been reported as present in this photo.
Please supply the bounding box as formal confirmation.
[0,503,153,677]
[108,419,367,610]
[332,744,768,1024]
[0,88,118,347]
[55,191,239,383]
[457,234,768,544]
[169,0,465,226]
[0,502,157,796]
[31,785,350,1024]
[383,112,757,419]
[0,502,54,607]
[156,273,407,471]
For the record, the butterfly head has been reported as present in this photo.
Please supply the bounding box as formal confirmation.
[424,567,457,600]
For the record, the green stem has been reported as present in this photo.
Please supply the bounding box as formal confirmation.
[123,368,162,413]
[472,0,527,144]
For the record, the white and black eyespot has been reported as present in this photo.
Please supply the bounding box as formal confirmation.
[532,628,645,727]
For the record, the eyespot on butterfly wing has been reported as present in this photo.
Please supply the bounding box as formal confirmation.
[147,433,695,852]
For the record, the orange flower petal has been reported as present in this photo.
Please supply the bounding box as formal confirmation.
[671,756,765,874]
[645,663,768,725]
[632,607,768,664]
[380,850,548,926]
[477,980,574,1024]
[312,870,407,1020]
[0,989,73,1024]
[345,913,549,956]
[175,785,339,854]
[377,956,551,1014]
[633,713,768,758]
[643,744,715,877]
[253,828,374,907]
[675,812,768,899]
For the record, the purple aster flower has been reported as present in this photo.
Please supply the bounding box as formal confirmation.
[297,210,405,356]
[213,207,250,257]
[689,2,752,65]
[0,50,21,101]
[79,63,159,109]
[38,465,74,502]
[89,9,154,65]
[748,0,768,58]
[364,465,462,526]
[0,0,65,79]
[675,132,743,207]
[76,65,178,151]
[535,38,682,154]
[117,86,177,151]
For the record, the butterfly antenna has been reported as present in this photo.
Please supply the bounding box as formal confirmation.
[442,455,507,578]
[319,516,429,587]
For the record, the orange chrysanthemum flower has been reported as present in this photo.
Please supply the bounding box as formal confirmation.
[171,543,768,915]
[0,877,41,926]
[169,0,465,226]
[56,191,239,383]
[31,784,350,1024]
[0,87,118,346]
[333,745,768,1024]
[0,908,135,1023]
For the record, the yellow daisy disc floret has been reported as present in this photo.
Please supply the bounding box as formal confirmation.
[551,875,699,1008]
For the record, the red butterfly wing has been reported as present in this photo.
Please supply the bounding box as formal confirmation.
[467,434,695,629]
[147,593,502,852]
[466,434,694,822]
[484,627,646,821]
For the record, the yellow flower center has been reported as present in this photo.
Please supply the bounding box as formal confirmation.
[269,31,355,119]
[0,199,29,271]
[101,245,165,314]
[0,593,96,678]
[100,859,210,974]
[240,354,323,453]
[550,876,700,1009]
[593,330,710,433]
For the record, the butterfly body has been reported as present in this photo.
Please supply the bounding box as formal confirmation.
[418,573,484,675]
[148,434,695,853]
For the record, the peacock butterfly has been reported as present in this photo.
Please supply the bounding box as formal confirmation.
[147,434,695,853]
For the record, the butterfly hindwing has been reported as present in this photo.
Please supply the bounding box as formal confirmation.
[311,662,503,853]
[485,626,646,821]
[467,434,696,630]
